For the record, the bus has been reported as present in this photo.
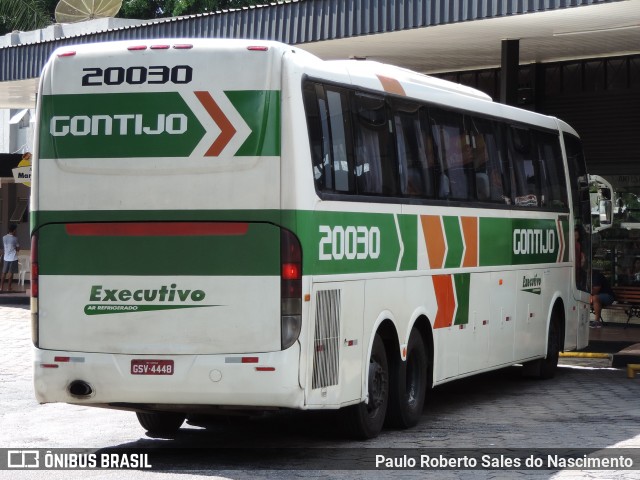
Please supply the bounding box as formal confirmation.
[31,39,594,439]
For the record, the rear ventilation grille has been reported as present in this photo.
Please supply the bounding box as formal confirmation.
[312,289,341,390]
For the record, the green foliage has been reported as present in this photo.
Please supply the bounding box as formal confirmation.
[0,0,53,35]
[120,0,165,19]
[0,0,262,34]
[120,0,261,19]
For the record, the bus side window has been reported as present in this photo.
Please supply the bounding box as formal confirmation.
[392,101,435,198]
[352,92,397,196]
[429,108,472,201]
[509,126,540,208]
[468,116,509,204]
[535,131,568,209]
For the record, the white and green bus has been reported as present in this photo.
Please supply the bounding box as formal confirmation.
[31,39,594,439]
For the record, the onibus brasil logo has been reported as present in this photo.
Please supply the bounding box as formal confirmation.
[84,284,214,315]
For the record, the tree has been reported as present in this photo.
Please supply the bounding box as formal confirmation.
[120,0,262,20]
[0,0,54,35]
[0,0,262,35]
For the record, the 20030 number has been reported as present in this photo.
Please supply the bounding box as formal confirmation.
[319,225,380,261]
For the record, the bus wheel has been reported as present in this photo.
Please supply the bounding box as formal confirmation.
[136,411,185,435]
[386,329,427,429]
[538,315,560,379]
[523,313,560,379]
[343,334,389,439]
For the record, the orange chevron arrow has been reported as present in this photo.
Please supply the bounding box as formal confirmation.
[460,216,478,268]
[421,215,446,270]
[433,274,456,329]
[195,91,237,156]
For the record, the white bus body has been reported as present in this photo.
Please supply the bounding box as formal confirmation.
[31,39,592,438]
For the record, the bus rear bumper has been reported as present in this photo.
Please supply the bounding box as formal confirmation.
[33,344,304,410]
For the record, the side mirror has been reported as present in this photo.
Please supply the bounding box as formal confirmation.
[599,199,613,226]
[590,175,614,233]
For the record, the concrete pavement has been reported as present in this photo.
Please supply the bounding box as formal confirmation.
[1,305,640,479]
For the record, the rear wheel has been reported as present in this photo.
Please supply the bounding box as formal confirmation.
[386,329,427,428]
[343,334,389,439]
[136,411,185,435]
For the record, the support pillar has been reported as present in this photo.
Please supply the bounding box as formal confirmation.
[500,39,519,106]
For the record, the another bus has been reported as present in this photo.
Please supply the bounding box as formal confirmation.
[31,39,593,439]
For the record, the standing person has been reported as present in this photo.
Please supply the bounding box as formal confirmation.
[590,270,615,328]
[1,225,20,292]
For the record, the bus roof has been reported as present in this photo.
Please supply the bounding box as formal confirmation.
[329,59,492,101]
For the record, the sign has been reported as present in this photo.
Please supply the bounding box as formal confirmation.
[38,91,280,159]
[12,153,31,186]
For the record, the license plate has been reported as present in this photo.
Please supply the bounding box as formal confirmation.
[131,359,174,375]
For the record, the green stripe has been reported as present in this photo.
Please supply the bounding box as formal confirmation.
[38,222,280,276]
[32,209,284,226]
[478,217,560,266]
[226,90,281,156]
[294,211,403,275]
[398,215,418,271]
[443,216,463,268]
[38,90,282,159]
[38,93,205,159]
[478,218,512,266]
[559,215,570,262]
[33,210,567,276]
[453,273,470,326]
[84,304,216,315]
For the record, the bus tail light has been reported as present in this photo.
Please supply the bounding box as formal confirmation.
[281,229,302,350]
[30,235,38,298]
[31,234,39,347]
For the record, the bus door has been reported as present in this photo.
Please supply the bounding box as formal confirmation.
[488,271,517,366]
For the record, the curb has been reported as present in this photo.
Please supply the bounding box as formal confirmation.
[559,352,611,359]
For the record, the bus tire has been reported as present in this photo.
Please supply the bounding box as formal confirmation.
[343,334,389,439]
[523,312,560,379]
[386,329,427,429]
[538,314,560,379]
[136,411,185,435]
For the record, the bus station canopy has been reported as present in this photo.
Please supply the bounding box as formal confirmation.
[0,0,639,109]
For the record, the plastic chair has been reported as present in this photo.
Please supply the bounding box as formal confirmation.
[18,256,30,286]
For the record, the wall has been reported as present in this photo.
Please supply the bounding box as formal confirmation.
[0,18,147,47]
[0,110,9,153]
